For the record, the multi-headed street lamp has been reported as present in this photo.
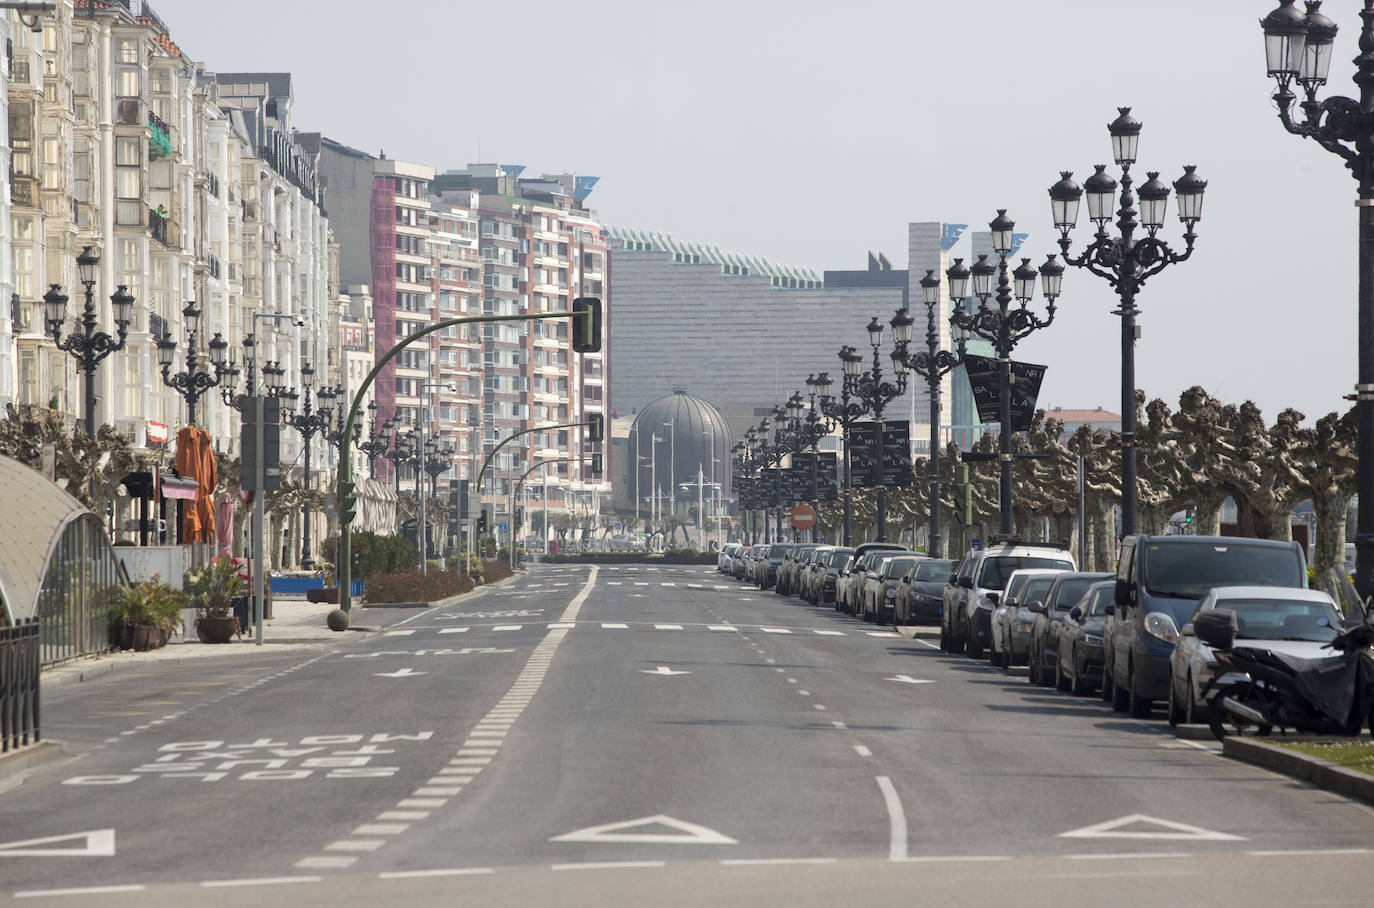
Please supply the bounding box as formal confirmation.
[1050,109,1206,537]
[894,272,970,557]
[156,301,230,427]
[840,318,908,542]
[279,362,338,569]
[44,245,134,435]
[1258,0,1374,597]
[816,364,865,547]
[947,210,1065,537]
[354,400,394,480]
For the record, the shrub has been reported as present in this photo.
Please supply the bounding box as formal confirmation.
[322,532,419,580]
[364,570,474,604]
[110,578,188,633]
[482,559,514,583]
[447,549,482,575]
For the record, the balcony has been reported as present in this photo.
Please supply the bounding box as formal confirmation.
[149,207,171,246]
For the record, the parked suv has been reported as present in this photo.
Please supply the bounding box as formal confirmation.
[941,541,1075,658]
[1104,534,1308,718]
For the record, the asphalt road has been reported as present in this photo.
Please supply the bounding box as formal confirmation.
[3,563,1374,906]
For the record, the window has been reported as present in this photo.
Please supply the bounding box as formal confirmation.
[116,168,140,199]
[117,38,138,64]
[116,137,141,166]
[117,69,139,98]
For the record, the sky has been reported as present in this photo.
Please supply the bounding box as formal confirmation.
[163,0,1350,425]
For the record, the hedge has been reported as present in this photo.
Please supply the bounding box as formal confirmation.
[364,570,474,605]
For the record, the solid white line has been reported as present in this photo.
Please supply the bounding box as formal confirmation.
[16,885,147,898]
[894,855,1012,863]
[201,877,322,888]
[1245,848,1369,857]
[1066,852,1192,861]
[917,639,940,650]
[551,861,666,871]
[720,858,838,866]
[379,868,495,879]
[876,776,908,861]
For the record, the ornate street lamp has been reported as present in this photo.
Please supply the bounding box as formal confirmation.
[1051,108,1205,537]
[354,401,394,480]
[948,210,1064,537]
[46,245,134,435]
[893,272,969,557]
[279,362,338,568]
[157,301,231,427]
[1258,0,1374,598]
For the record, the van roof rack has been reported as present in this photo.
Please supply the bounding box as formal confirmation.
[986,536,1070,550]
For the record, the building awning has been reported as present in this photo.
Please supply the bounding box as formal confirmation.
[160,475,200,501]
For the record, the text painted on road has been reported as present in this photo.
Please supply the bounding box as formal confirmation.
[343,648,515,658]
[61,733,434,785]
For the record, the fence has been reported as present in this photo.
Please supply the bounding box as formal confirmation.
[1,620,40,753]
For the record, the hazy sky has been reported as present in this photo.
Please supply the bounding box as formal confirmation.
[164,0,1349,425]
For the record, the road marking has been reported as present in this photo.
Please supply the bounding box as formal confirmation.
[377,811,429,821]
[201,876,321,887]
[548,623,576,629]
[375,668,426,678]
[760,627,791,634]
[354,824,409,835]
[721,858,838,866]
[655,624,683,630]
[813,704,828,710]
[1059,815,1244,841]
[16,885,146,898]
[325,840,386,852]
[876,776,908,860]
[917,639,940,649]
[867,631,895,637]
[1246,848,1370,856]
[415,787,464,796]
[379,868,495,878]
[661,582,677,587]
[607,581,622,585]
[438,627,470,634]
[385,630,416,637]
[708,625,738,631]
[398,798,448,808]
[1066,852,1193,860]
[492,625,523,632]
[832,721,848,729]
[886,675,935,685]
[552,861,667,871]
[0,829,115,857]
[634,582,649,586]
[550,815,737,845]
[815,630,846,636]
[295,856,356,869]
[854,745,872,757]
[641,666,691,676]
[894,855,1012,863]
[602,623,629,629]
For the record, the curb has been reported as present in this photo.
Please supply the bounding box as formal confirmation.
[0,741,65,788]
[1223,737,1374,804]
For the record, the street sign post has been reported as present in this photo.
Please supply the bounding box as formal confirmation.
[791,503,817,531]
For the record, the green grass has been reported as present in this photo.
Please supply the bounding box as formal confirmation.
[1272,740,1374,776]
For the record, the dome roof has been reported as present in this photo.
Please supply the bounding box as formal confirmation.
[630,390,731,493]
[0,454,96,623]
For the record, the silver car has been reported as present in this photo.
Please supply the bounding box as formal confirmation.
[992,568,1066,669]
[1166,586,1345,727]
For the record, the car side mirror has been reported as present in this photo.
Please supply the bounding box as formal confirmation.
[958,576,973,590]
[1181,622,1195,636]
[948,573,958,585]
[902,574,911,583]
[1114,577,1132,607]
[1068,606,1082,621]
[1104,604,1115,616]
[1005,597,1018,608]
[985,592,1000,605]
[1028,600,1047,614]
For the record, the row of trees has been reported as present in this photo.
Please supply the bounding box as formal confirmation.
[805,386,1356,593]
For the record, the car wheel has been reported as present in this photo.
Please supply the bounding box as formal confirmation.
[1111,665,1130,712]
[1101,664,1114,703]
[1127,663,1152,718]
[1027,646,1039,685]
[1185,674,1198,725]
[1070,650,1090,696]
[1054,656,1067,692]
[939,623,951,652]
[1166,675,1184,727]
[966,634,983,660]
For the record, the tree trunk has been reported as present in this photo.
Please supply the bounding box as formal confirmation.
[1312,489,1350,597]
[1193,497,1223,537]
[1091,501,1115,573]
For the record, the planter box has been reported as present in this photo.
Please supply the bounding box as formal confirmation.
[306,587,340,604]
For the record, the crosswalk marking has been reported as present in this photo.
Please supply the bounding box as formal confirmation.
[602,623,629,629]
[438,627,470,634]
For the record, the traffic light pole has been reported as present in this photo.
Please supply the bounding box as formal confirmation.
[336,307,597,621]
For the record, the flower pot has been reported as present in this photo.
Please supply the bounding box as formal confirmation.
[306,587,340,604]
[195,615,240,644]
[130,625,157,651]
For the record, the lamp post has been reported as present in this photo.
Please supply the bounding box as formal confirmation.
[45,245,134,435]
[1050,108,1206,537]
[354,401,394,480]
[947,210,1065,537]
[816,364,863,546]
[893,273,969,557]
[279,362,337,569]
[1257,0,1374,596]
[156,301,230,427]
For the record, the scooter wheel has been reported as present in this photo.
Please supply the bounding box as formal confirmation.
[1206,681,1272,741]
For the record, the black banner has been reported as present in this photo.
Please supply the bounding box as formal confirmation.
[848,421,913,488]
[962,355,1047,432]
[788,452,840,501]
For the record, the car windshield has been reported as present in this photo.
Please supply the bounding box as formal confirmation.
[1020,577,1056,604]
[1048,577,1103,612]
[1217,598,1341,642]
[1143,543,1303,598]
[1082,588,1111,617]
[977,555,1074,591]
[828,551,853,568]
[886,557,917,578]
[913,561,953,581]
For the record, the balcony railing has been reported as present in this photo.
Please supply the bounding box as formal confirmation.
[149,207,170,246]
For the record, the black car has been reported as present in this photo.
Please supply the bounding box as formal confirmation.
[895,559,954,624]
[1054,580,1114,695]
[813,547,854,605]
[1027,572,1111,687]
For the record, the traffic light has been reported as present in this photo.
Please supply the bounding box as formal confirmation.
[338,479,356,525]
[587,413,604,442]
[572,297,602,353]
[478,510,489,534]
[1184,508,1194,525]
[589,453,603,475]
[956,464,972,525]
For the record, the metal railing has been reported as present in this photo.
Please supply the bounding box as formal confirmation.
[1,620,40,753]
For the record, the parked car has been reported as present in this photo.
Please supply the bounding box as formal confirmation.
[758,544,795,590]
[1054,580,1115,695]
[842,542,911,614]
[732,546,752,580]
[991,569,1067,669]
[718,543,741,573]
[776,544,820,597]
[1104,535,1308,718]
[797,546,836,603]
[811,547,855,605]
[894,558,954,624]
[864,554,919,624]
[1027,572,1111,686]
[942,541,1076,658]
[1166,586,1345,727]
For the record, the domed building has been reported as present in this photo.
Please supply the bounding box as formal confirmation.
[627,390,730,518]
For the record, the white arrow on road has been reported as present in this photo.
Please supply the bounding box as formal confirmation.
[0,829,115,857]
[375,667,427,678]
[886,675,934,685]
[640,666,691,676]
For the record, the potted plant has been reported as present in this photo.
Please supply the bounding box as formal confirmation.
[186,556,248,644]
[109,578,186,651]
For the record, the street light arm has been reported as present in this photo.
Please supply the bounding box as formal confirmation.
[1274,86,1362,166]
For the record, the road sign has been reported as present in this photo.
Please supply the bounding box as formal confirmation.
[791,503,817,530]
[498,522,508,532]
